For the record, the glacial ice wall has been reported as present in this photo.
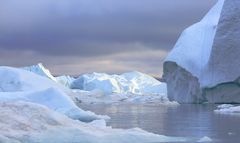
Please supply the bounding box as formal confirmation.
[163,0,240,103]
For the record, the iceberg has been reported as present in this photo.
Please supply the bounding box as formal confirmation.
[22,64,170,104]
[23,63,57,82]
[0,101,188,143]
[121,71,167,95]
[215,104,240,114]
[71,72,122,95]
[163,0,240,103]
[197,136,212,142]
[73,90,174,105]
[56,75,75,88]
[71,71,167,96]
[0,66,107,122]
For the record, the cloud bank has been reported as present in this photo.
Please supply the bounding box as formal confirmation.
[0,0,217,76]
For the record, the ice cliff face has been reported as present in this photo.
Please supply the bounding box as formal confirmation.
[163,0,240,103]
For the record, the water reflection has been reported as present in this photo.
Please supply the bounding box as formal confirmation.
[80,104,240,142]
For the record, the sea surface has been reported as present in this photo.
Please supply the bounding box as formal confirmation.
[80,104,240,143]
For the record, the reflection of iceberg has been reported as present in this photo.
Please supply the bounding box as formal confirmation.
[163,0,240,103]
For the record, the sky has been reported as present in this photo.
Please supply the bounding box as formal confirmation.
[0,0,217,76]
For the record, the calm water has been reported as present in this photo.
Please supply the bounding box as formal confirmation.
[80,104,240,143]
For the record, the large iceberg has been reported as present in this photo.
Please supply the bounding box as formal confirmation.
[0,66,106,121]
[163,0,240,103]
[71,71,167,96]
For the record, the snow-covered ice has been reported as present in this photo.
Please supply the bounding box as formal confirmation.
[217,104,234,109]
[0,101,188,143]
[23,64,170,104]
[215,104,240,114]
[71,71,167,96]
[23,63,57,82]
[71,72,122,95]
[163,0,240,103]
[72,89,176,105]
[0,66,107,122]
[0,65,188,142]
[56,75,75,88]
[70,71,170,104]
[197,136,212,142]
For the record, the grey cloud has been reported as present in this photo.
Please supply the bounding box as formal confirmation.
[0,0,217,75]
[0,0,217,57]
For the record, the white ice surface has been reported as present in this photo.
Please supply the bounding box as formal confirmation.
[197,136,212,142]
[0,101,188,143]
[56,75,75,88]
[217,104,234,109]
[23,64,169,104]
[0,66,107,122]
[71,71,167,96]
[72,89,176,105]
[23,63,57,82]
[165,0,225,87]
[215,104,240,114]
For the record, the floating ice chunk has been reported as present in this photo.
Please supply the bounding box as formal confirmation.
[217,104,234,109]
[197,136,212,142]
[0,101,188,143]
[73,90,176,105]
[215,105,240,114]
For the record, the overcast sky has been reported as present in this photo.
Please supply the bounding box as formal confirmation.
[0,0,217,76]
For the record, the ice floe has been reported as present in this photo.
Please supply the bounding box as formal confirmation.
[0,101,188,143]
